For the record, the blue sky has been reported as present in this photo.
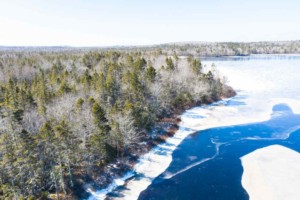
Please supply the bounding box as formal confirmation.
[0,0,299,46]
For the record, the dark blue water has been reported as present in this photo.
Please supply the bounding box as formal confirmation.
[138,104,300,200]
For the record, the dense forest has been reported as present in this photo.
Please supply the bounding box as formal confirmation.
[0,49,234,199]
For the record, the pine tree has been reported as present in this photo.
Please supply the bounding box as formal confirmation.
[191,59,202,75]
[75,98,84,112]
[92,102,110,133]
[53,120,75,190]
[81,70,92,95]
[105,66,119,105]
[145,65,157,82]
[166,57,175,70]
[34,72,48,116]
[58,79,72,96]
[4,78,16,110]
[173,51,179,61]
[36,121,58,198]
[133,57,147,71]
[90,102,112,160]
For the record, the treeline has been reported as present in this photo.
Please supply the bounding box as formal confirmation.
[0,50,232,199]
[148,41,300,56]
[2,40,300,57]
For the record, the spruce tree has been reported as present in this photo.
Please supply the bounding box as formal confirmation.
[166,57,175,70]
[145,65,157,82]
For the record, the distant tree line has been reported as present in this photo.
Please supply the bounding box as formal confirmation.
[147,41,300,56]
[1,40,300,57]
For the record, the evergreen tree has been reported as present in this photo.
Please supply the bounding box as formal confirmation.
[4,78,16,110]
[90,102,112,159]
[75,97,84,111]
[145,65,157,82]
[191,59,202,75]
[58,79,72,96]
[133,57,147,71]
[166,57,175,70]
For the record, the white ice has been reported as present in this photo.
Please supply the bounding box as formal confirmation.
[241,145,300,200]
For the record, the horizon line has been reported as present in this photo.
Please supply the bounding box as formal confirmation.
[1,40,300,49]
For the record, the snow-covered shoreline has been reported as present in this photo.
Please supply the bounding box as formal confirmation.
[86,97,236,200]
[87,55,300,200]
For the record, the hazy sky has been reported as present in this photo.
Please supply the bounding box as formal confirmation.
[0,0,299,46]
